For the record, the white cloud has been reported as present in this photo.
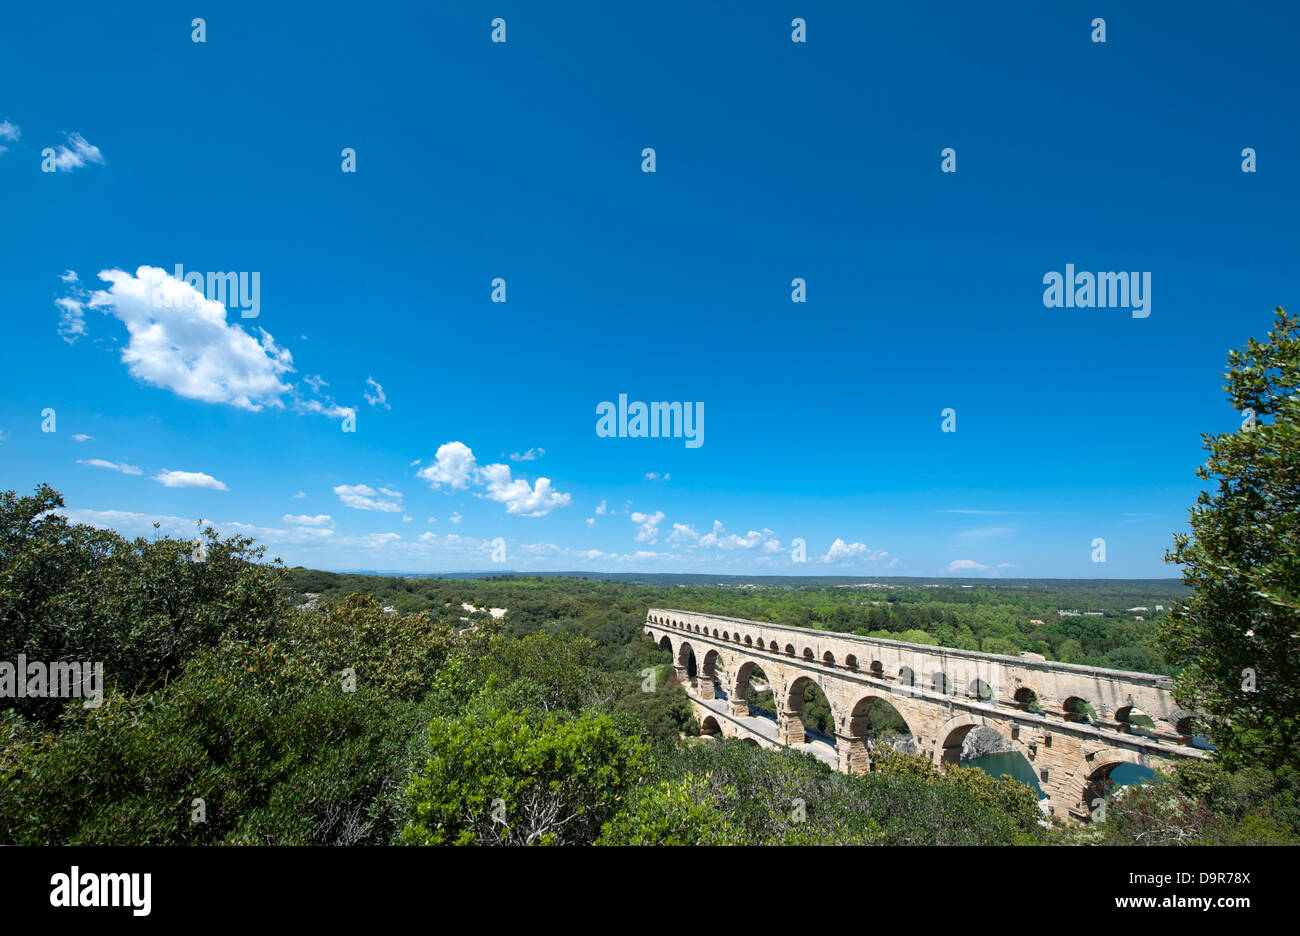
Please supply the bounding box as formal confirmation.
[595,499,609,515]
[85,266,294,411]
[668,522,698,545]
[72,433,93,442]
[402,515,412,523]
[946,559,990,572]
[644,472,671,481]
[293,490,306,499]
[282,513,332,526]
[0,119,19,142]
[418,441,571,517]
[364,376,390,410]
[333,483,402,513]
[824,538,893,565]
[478,463,572,517]
[378,487,402,498]
[55,297,87,343]
[630,510,665,543]
[417,441,477,490]
[450,512,462,524]
[154,469,228,491]
[585,517,595,528]
[77,458,142,476]
[694,520,778,552]
[509,448,544,462]
[50,132,106,171]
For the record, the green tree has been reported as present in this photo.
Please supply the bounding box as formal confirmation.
[1162,308,1300,771]
[399,707,650,845]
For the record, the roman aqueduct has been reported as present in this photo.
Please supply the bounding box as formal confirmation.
[645,608,1208,821]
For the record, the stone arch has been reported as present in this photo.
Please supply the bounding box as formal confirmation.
[1014,687,1039,711]
[968,677,993,701]
[933,714,1033,768]
[1067,747,1161,818]
[784,643,796,657]
[844,653,858,672]
[843,693,918,770]
[699,714,722,737]
[1064,695,1097,724]
[676,641,696,682]
[657,634,672,653]
[929,671,951,695]
[721,631,729,641]
[1116,704,1159,738]
[732,659,776,718]
[1168,709,1196,737]
[822,650,836,667]
[744,635,753,647]
[785,674,836,747]
[899,665,915,687]
[699,648,723,700]
[712,628,720,638]
[802,647,815,663]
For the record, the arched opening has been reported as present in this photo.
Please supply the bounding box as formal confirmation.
[968,678,993,702]
[786,676,836,748]
[676,642,697,687]
[784,644,796,657]
[699,715,722,737]
[938,723,1043,797]
[1064,696,1097,725]
[699,649,724,700]
[870,660,884,679]
[1115,705,1158,739]
[1014,687,1041,712]
[899,665,915,688]
[734,662,776,722]
[822,651,836,668]
[845,654,859,672]
[847,695,917,768]
[712,628,719,638]
[802,647,815,663]
[1079,757,1157,819]
[744,635,753,647]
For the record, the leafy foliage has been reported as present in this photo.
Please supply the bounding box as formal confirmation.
[1161,307,1300,770]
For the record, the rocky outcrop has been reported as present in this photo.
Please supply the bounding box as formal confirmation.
[961,726,1018,759]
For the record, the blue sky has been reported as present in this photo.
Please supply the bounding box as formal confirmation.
[2,1,1297,577]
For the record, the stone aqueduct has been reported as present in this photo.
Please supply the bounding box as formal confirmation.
[645,608,1208,821]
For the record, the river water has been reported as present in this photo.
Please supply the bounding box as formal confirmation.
[964,752,1154,799]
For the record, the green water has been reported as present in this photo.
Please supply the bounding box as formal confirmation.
[963,752,1155,800]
